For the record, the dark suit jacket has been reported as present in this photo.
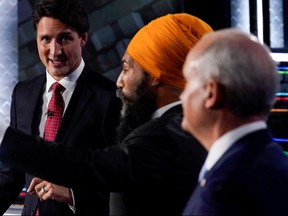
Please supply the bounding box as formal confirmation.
[0,67,120,216]
[0,105,207,216]
[183,129,288,216]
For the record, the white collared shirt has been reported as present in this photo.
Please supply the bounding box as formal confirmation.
[43,59,85,214]
[151,101,182,119]
[39,59,85,137]
[201,121,267,176]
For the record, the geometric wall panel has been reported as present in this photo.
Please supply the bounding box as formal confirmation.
[19,0,182,83]
[0,0,18,125]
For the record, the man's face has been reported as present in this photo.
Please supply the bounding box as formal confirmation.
[36,17,87,80]
[115,52,156,142]
[116,52,149,116]
[180,54,206,137]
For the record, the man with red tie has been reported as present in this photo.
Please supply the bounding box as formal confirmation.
[0,0,120,215]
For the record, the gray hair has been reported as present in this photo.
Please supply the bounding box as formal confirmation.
[192,29,279,118]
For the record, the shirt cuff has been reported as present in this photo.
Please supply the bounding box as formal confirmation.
[68,188,76,214]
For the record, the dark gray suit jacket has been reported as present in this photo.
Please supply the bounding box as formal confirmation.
[0,67,120,216]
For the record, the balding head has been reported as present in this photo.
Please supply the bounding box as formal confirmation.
[183,28,279,118]
[181,28,279,148]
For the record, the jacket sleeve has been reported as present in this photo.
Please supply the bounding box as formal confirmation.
[0,163,25,215]
[0,82,26,215]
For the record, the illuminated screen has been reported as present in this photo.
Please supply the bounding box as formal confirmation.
[267,61,288,153]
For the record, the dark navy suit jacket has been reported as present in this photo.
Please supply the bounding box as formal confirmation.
[183,129,288,216]
[0,67,120,216]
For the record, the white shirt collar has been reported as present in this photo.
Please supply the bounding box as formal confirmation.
[204,121,267,171]
[151,101,181,119]
[45,58,84,93]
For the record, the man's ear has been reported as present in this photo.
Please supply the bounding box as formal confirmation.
[150,76,161,86]
[204,79,223,109]
[80,32,89,47]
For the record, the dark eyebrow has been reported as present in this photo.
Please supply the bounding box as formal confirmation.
[121,59,129,65]
[58,31,74,37]
[38,31,74,39]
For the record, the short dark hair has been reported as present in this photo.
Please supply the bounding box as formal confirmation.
[32,0,90,35]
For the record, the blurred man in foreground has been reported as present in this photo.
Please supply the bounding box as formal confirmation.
[180,28,288,215]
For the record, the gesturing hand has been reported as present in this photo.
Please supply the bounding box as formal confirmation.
[27,177,73,205]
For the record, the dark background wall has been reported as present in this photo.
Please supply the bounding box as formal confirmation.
[18,0,288,80]
[17,0,288,150]
[18,0,183,82]
[183,0,231,30]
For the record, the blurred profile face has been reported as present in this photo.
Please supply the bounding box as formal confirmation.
[180,33,216,145]
[180,51,209,140]
[36,17,88,81]
[181,63,201,133]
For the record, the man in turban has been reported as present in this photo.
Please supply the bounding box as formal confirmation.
[0,13,212,215]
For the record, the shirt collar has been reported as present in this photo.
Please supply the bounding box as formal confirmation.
[151,101,181,119]
[204,120,267,171]
[45,58,85,93]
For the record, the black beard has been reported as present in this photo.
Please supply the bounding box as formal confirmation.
[115,81,156,143]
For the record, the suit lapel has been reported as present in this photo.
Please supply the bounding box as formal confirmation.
[23,75,46,135]
[203,129,273,183]
[55,69,92,143]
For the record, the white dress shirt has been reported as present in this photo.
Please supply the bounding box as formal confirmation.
[39,59,84,137]
[199,121,267,180]
[151,101,182,119]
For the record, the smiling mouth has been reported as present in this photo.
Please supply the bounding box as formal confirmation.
[49,58,66,67]
[50,58,65,63]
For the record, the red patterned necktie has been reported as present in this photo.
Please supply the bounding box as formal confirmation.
[44,82,65,141]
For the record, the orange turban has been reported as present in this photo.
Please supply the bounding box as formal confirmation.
[127,13,213,89]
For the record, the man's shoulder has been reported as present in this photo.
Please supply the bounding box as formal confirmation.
[81,67,117,91]
[13,73,45,93]
[17,73,45,84]
[133,110,183,136]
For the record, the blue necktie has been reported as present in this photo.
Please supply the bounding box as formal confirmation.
[198,166,208,187]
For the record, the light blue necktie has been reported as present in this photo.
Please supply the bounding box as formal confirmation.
[198,166,208,187]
